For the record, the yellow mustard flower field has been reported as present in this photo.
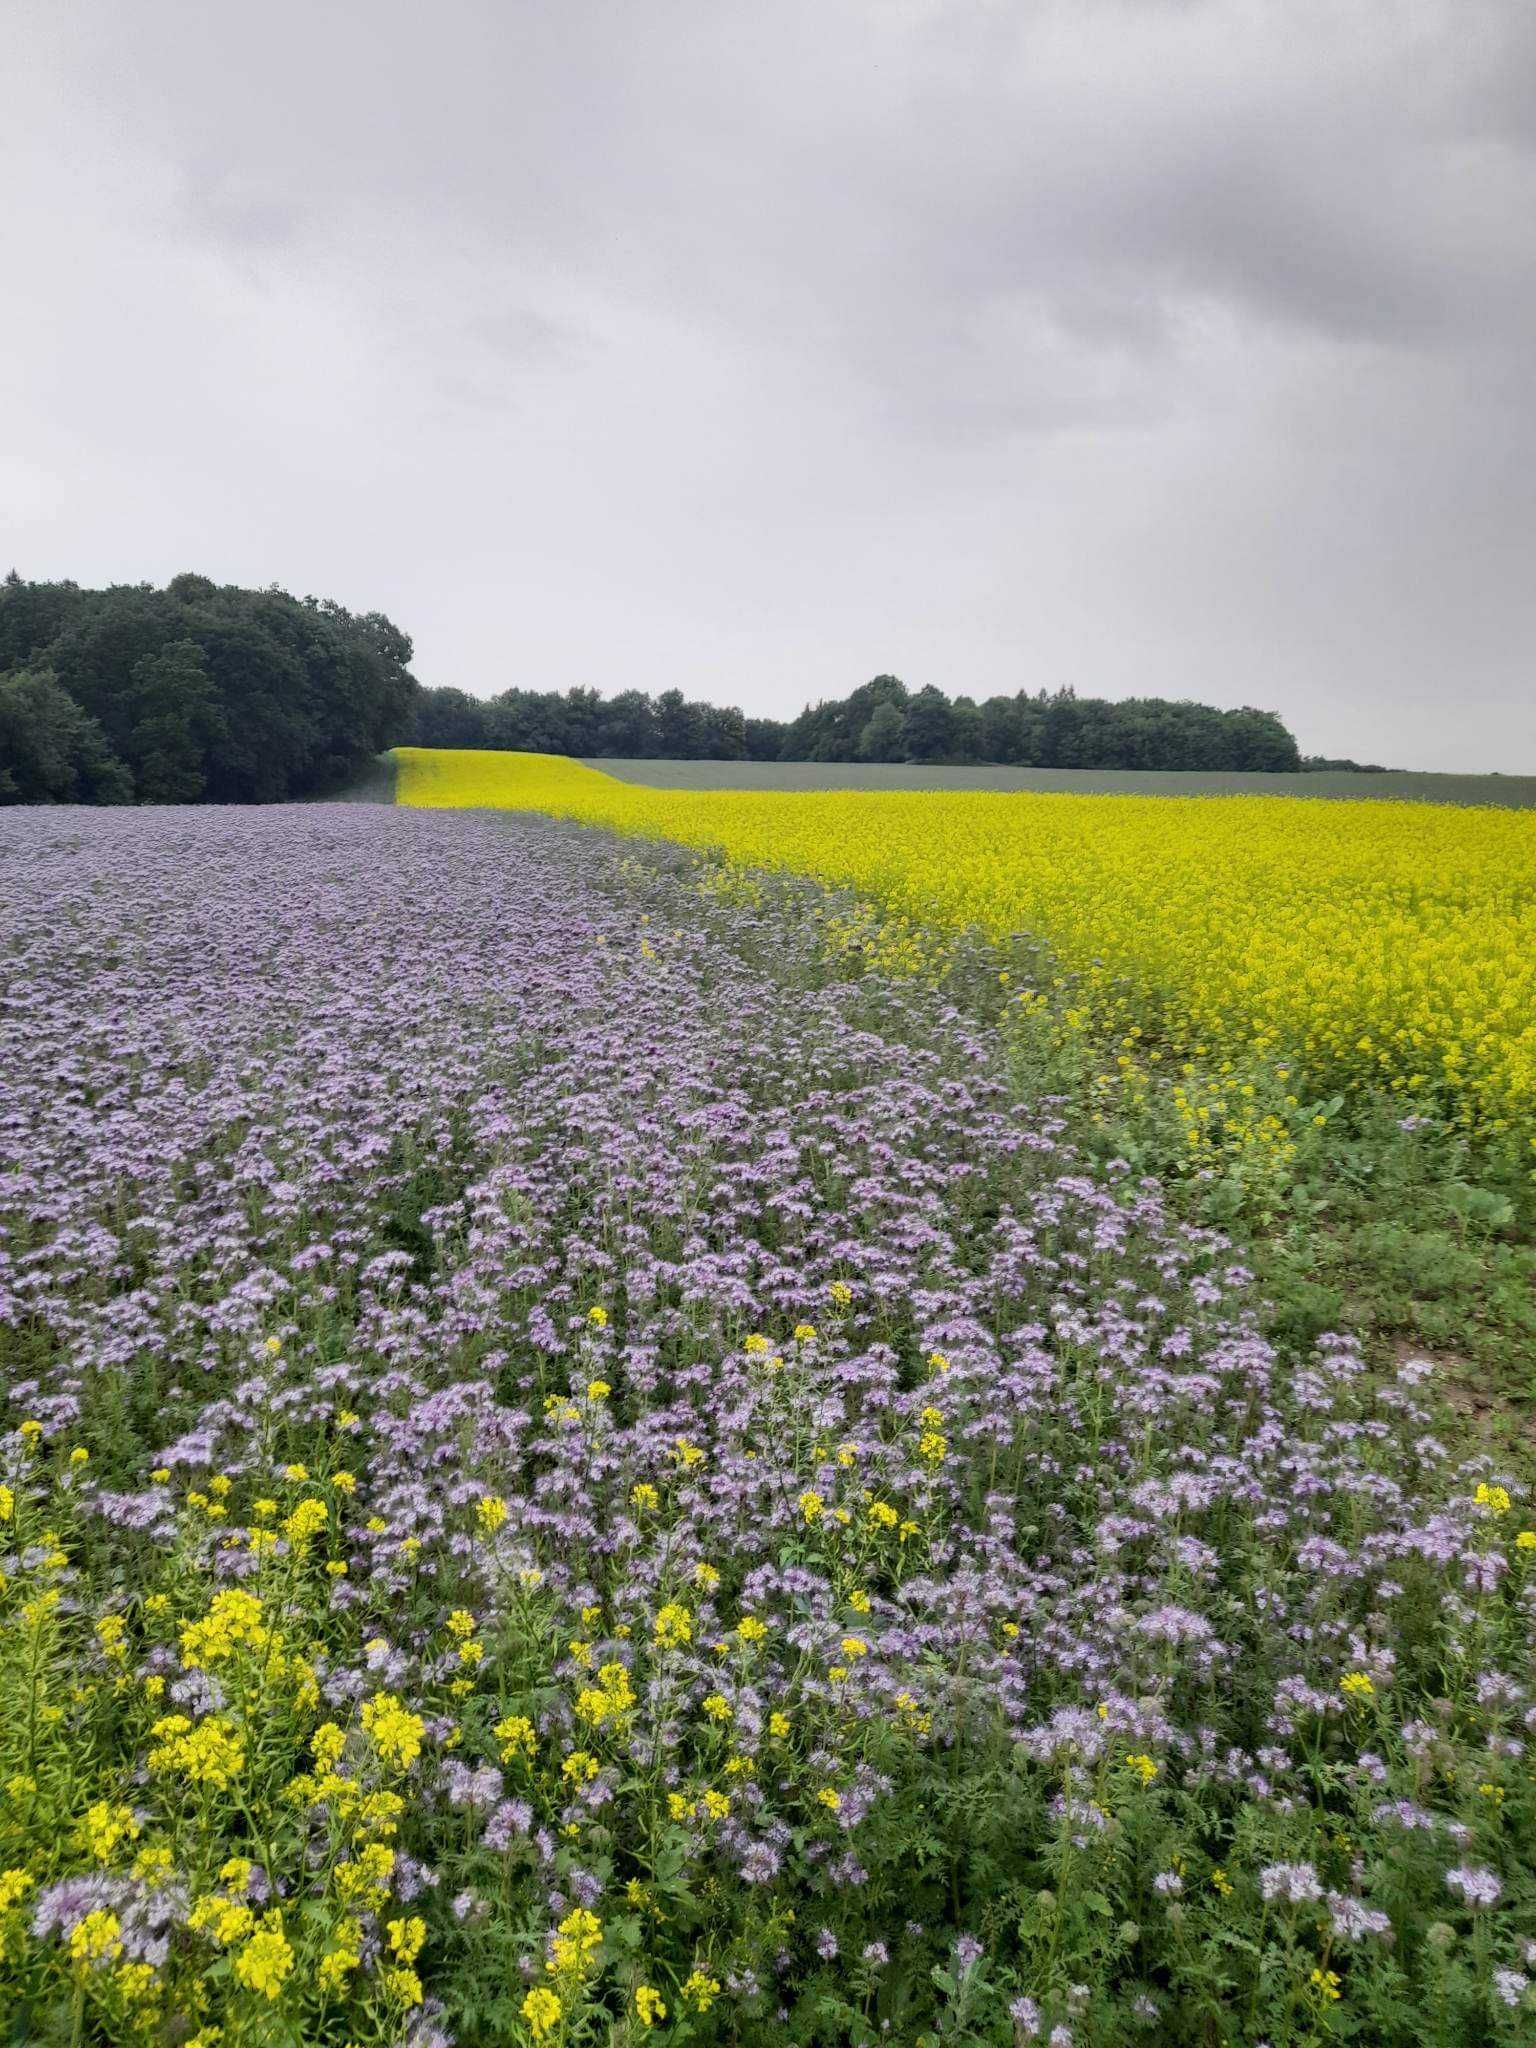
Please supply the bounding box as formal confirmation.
[393,748,1536,1152]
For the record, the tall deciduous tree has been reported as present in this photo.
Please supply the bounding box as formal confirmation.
[0,668,132,804]
[127,640,224,802]
[0,573,419,802]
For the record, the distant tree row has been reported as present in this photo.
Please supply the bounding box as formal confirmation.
[414,672,1307,773]
[0,573,419,804]
[775,675,1304,771]
[413,683,755,763]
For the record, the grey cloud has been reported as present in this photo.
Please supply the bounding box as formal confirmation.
[471,306,592,369]
[4,0,1534,770]
[180,167,308,255]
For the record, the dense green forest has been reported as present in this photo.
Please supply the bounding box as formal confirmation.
[3,572,1358,804]
[414,672,1317,773]
[0,573,418,803]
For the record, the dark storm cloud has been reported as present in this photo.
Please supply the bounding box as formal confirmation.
[4,0,1533,769]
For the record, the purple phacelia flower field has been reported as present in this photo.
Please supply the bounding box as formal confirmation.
[0,805,1532,2045]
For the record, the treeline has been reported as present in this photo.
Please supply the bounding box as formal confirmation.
[0,573,418,804]
[414,672,1306,772]
[413,682,756,762]
[2,570,1344,805]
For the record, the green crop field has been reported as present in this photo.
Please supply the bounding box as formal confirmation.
[586,757,1536,805]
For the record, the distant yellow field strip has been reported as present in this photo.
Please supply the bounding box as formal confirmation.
[393,747,1536,1141]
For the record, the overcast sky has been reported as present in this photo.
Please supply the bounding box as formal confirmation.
[6,1,1534,770]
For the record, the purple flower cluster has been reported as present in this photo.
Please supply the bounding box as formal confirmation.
[1,803,1532,2043]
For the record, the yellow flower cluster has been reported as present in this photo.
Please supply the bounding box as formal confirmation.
[576,1661,636,1727]
[653,1602,692,1648]
[360,1692,427,1771]
[68,1909,123,1964]
[282,1496,329,1550]
[180,1588,270,1670]
[548,1905,603,1977]
[495,1713,538,1762]
[522,1985,562,2039]
[147,1714,246,1788]
[232,1917,295,2000]
[395,749,1536,1146]
[77,1800,140,1864]
[683,1969,723,2011]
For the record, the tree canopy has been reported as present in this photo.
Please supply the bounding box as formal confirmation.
[0,572,419,804]
[414,671,1308,773]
